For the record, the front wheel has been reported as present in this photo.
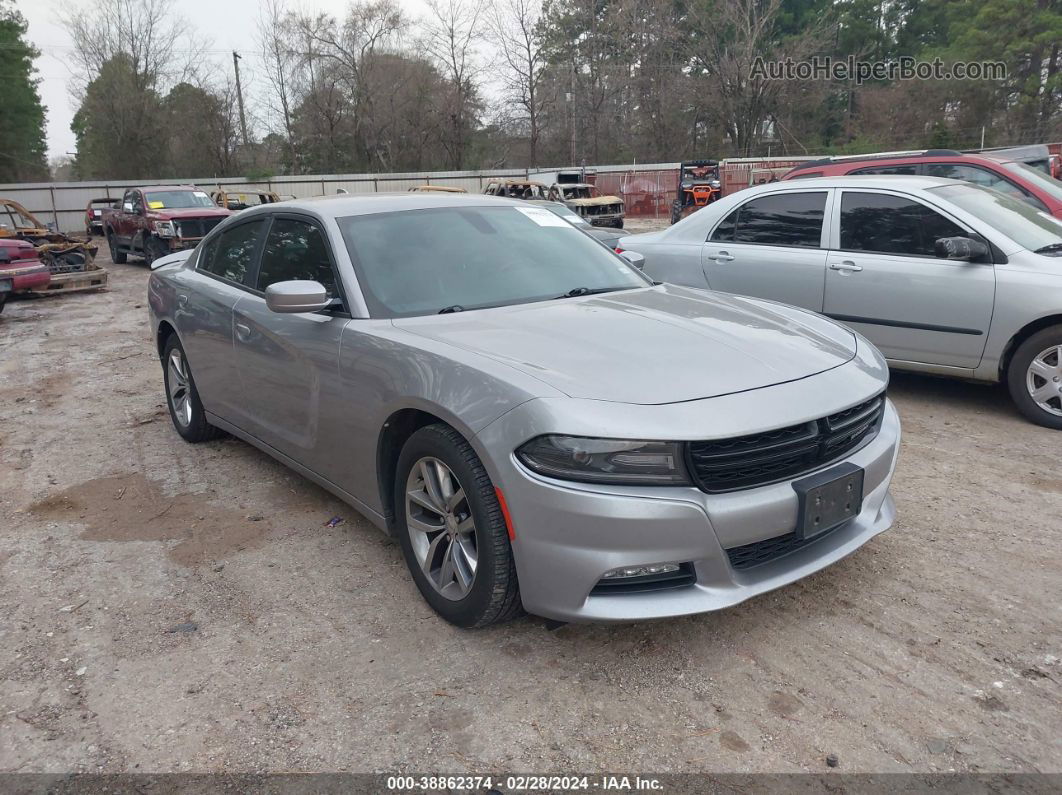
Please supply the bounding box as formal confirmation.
[395,424,522,627]
[1007,326,1062,430]
[0,294,7,314]
[106,230,127,264]
[162,335,223,442]
[144,236,167,266]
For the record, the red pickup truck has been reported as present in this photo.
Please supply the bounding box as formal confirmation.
[0,239,51,314]
[102,185,232,265]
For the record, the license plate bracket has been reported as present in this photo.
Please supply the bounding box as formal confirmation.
[793,462,864,541]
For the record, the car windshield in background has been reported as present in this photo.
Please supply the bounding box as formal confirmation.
[144,191,215,210]
[338,205,649,317]
[929,183,1062,253]
[1001,161,1062,202]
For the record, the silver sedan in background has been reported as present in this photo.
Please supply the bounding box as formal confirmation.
[148,194,899,626]
[618,175,1062,429]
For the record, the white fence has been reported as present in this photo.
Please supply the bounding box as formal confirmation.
[0,163,681,234]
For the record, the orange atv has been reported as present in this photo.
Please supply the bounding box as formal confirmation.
[670,159,721,224]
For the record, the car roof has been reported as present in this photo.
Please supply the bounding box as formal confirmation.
[138,185,200,192]
[741,174,960,191]
[790,151,1011,174]
[239,192,529,218]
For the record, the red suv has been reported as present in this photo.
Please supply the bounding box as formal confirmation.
[783,149,1062,218]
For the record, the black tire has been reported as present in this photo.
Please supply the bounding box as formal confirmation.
[143,236,166,266]
[106,230,127,264]
[0,294,7,314]
[1007,326,1062,430]
[670,201,682,225]
[612,218,624,229]
[394,424,522,628]
[161,335,223,443]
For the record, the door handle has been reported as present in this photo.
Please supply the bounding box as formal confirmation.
[708,251,735,263]
[235,322,251,341]
[830,261,863,272]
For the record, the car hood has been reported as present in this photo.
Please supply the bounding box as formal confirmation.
[566,196,623,206]
[148,208,231,220]
[393,284,856,404]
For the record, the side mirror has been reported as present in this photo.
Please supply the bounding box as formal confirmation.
[265,280,331,313]
[618,249,645,269]
[935,236,989,262]
[123,202,134,213]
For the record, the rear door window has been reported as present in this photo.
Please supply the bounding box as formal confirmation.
[710,192,826,247]
[851,164,919,175]
[839,192,966,257]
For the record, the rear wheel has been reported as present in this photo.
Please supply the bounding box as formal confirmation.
[394,424,522,627]
[1007,326,1062,430]
[106,230,127,264]
[162,335,223,442]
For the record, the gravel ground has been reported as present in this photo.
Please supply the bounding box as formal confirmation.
[0,241,1060,776]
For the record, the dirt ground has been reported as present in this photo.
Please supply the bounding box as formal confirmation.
[1,240,1060,777]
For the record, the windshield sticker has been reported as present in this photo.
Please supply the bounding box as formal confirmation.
[148,201,165,209]
[515,206,570,227]
[193,191,210,200]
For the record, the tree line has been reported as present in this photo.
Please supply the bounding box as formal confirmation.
[0,0,1060,183]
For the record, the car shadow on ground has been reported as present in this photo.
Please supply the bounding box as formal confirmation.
[885,369,1017,421]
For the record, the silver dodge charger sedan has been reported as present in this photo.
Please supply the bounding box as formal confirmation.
[618,175,1062,429]
[148,194,900,627]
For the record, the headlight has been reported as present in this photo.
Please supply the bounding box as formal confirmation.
[516,435,691,485]
[153,220,176,238]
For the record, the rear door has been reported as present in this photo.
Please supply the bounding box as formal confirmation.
[232,213,349,478]
[700,190,831,311]
[822,189,995,369]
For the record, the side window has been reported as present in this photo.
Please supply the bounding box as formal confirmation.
[789,170,824,179]
[256,218,337,298]
[729,192,827,248]
[199,221,261,283]
[851,164,918,176]
[122,190,136,210]
[131,191,144,213]
[710,208,738,241]
[839,192,966,257]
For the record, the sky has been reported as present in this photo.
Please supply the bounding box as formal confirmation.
[17,0,434,162]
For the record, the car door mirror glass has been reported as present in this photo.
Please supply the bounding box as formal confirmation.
[934,236,989,262]
[265,280,331,313]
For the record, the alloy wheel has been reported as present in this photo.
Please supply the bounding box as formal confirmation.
[405,457,478,601]
[167,348,193,428]
[1026,345,1062,417]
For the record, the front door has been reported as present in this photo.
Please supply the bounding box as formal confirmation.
[700,189,831,311]
[822,189,995,369]
[232,214,349,479]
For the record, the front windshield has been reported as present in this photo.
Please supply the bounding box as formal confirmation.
[929,183,1062,252]
[1002,161,1062,202]
[145,190,215,210]
[338,205,650,317]
[541,202,590,226]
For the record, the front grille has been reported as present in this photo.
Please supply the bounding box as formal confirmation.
[687,394,885,493]
[589,564,696,596]
[174,218,224,240]
[726,526,843,570]
[583,204,622,216]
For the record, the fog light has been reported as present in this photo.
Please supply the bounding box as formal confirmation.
[601,563,680,579]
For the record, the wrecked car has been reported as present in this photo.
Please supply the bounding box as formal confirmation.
[547,183,625,228]
[85,197,117,236]
[0,238,51,314]
[0,199,98,273]
[483,180,550,200]
[103,185,232,265]
[211,188,283,212]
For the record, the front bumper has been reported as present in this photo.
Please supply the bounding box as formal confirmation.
[476,375,900,623]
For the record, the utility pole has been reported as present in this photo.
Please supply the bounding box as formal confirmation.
[233,51,250,149]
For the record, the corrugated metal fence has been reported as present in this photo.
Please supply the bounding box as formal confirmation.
[0,158,811,233]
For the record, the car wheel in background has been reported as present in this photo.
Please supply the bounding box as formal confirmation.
[0,294,6,314]
[106,230,127,264]
[161,335,223,443]
[144,236,166,266]
[394,424,522,627]
[1007,326,1062,430]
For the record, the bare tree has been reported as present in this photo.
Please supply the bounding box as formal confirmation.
[488,0,550,167]
[421,0,486,169]
[255,0,300,171]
